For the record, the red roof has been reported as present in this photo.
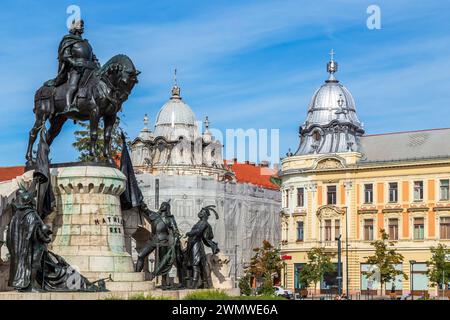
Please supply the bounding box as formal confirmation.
[0,161,281,191]
[225,160,280,190]
[0,166,25,182]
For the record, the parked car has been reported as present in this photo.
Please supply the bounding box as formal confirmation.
[274,286,293,299]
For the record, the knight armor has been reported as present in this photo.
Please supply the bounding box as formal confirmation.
[53,20,100,115]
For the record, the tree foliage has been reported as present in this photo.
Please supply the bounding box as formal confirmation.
[298,247,335,291]
[244,240,284,296]
[426,243,450,288]
[362,229,407,294]
[72,118,127,162]
[238,274,252,296]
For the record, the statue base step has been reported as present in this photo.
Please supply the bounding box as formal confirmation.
[0,288,241,300]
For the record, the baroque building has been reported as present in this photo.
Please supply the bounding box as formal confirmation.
[280,53,450,296]
[130,79,281,284]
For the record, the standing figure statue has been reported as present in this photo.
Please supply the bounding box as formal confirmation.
[185,205,220,289]
[6,186,104,292]
[52,19,100,116]
[136,201,181,289]
[6,187,51,292]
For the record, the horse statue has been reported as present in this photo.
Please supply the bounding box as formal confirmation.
[25,54,140,166]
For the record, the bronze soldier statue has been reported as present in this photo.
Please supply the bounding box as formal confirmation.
[53,19,100,115]
[185,205,220,289]
[136,201,181,288]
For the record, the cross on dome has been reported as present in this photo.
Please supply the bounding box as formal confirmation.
[329,49,335,61]
[171,68,181,99]
[326,49,339,81]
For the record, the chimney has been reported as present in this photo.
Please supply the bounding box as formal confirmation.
[260,160,269,167]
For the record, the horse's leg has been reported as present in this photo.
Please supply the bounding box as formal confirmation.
[26,100,47,165]
[103,115,116,164]
[46,115,67,146]
[89,113,100,162]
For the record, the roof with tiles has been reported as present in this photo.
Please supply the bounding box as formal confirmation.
[225,159,280,190]
[360,128,450,163]
[0,166,25,182]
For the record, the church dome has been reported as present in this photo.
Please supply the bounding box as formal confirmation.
[153,84,199,141]
[306,80,361,127]
[295,51,365,155]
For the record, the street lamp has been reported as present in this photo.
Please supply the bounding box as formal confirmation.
[410,260,416,300]
[343,206,349,297]
[335,234,342,296]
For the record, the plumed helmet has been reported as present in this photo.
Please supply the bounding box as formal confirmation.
[160,200,171,212]
[199,205,219,220]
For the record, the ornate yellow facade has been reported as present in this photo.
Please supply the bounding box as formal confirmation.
[280,54,450,296]
[280,152,450,295]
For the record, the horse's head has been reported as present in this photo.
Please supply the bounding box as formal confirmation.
[100,54,140,99]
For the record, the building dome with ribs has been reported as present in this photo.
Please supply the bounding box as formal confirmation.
[153,84,199,141]
[296,51,364,155]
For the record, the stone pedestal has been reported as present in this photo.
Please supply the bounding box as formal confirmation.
[49,165,151,290]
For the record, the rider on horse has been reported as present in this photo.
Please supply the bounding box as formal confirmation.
[51,19,100,116]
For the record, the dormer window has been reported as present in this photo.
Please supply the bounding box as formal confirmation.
[313,131,321,141]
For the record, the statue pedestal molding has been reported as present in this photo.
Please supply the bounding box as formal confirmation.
[49,165,152,291]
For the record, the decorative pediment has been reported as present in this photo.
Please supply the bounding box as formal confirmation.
[316,205,344,219]
[313,155,346,170]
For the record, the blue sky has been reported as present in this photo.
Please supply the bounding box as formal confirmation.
[1,0,449,166]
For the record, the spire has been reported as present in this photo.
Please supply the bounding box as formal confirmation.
[326,49,339,82]
[171,68,181,99]
[204,116,210,132]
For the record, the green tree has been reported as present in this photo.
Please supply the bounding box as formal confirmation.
[72,118,126,162]
[298,247,335,293]
[244,240,284,296]
[362,229,407,295]
[426,244,450,289]
[238,274,252,296]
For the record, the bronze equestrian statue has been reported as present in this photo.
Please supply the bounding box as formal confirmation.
[25,19,140,166]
